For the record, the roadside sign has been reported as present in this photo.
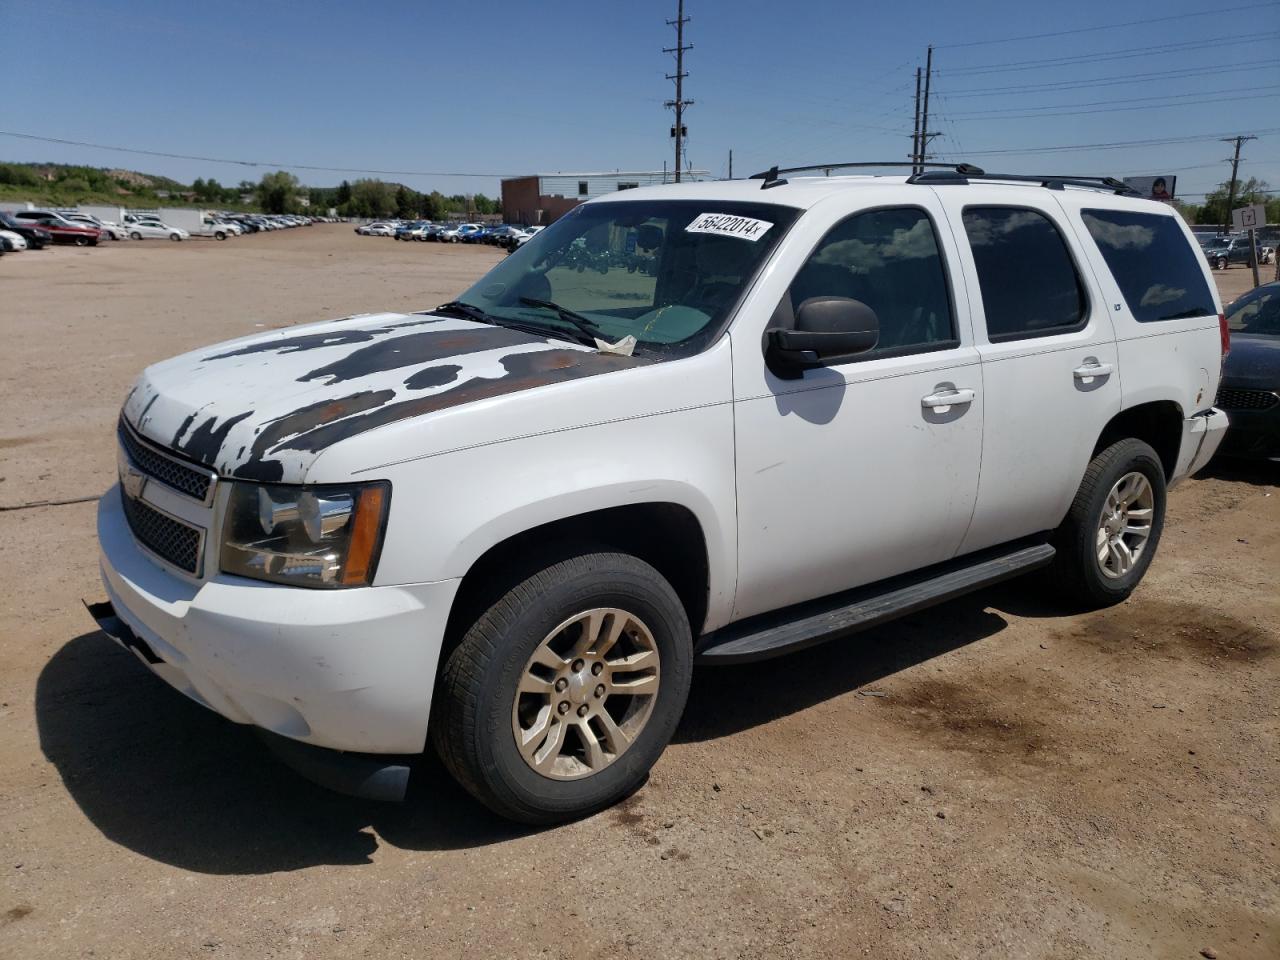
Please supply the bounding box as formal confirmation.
[1232,204,1265,232]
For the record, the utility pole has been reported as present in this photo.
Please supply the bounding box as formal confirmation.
[664,0,693,183]
[728,148,733,180]
[920,45,934,164]
[911,67,922,173]
[1220,134,1255,235]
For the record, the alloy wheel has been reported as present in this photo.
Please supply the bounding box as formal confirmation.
[1096,471,1155,579]
[511,608,661,780]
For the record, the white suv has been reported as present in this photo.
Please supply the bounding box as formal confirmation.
[91,164,1228,822]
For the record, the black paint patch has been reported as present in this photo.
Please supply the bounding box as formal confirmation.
[201,318,444,362]
[271,348,650,456]
[230,389,396,479]
[175,411,254,466]
[404,364,462,390]
[297,327,541,385]
[137,394,160,423]
[171,411,199,448]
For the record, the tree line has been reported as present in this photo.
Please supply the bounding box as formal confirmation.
[250,170,499,219]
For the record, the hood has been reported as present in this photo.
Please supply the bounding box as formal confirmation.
[1221,333,1280,390]
[123,312,651,483]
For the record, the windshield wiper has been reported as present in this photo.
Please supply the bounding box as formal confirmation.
[518,297,607,344]
[434,299,593,347]
[434,300,500,324]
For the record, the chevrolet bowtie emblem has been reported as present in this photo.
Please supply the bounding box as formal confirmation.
[118,447,147,500]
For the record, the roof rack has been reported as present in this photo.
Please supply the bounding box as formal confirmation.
[906,169,1140,196]
[749,161,984,190]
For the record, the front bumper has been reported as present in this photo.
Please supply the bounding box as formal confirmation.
[93,487,461,759]
[1216,401,1280,461]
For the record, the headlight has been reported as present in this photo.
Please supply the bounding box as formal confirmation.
[220,481,390,588]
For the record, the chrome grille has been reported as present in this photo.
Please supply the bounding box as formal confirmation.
[1216,387,1279,411]
[118,419,215,503]
[120,489,203,575]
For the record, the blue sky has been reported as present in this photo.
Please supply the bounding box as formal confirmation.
[4,0,1278,201]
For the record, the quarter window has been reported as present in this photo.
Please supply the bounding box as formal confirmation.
[1080,209,1216,323]
[962,207,1086,340]
[784,207,956,357]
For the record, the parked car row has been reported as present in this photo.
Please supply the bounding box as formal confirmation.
[0,208,336,256]
[355,219,545,249]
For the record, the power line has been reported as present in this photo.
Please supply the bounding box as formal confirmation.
[943,59,1277,98]
[934,1,1276,48]
[940,32,1279,76]
[959,128,1280,157]
[0,130,517,178]
[948,86,1280,121]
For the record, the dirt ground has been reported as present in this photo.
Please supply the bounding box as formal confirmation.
[0,226,1276,960]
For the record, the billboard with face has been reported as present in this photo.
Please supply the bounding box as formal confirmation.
[1123,176,1177,202]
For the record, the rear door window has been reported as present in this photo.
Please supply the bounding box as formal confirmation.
[1080,209,1216,322]
[961,207,1086,341]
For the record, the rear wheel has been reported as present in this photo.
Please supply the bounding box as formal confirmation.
[432,551,692,824]
[130,231,142,240]
[215,231,226,241]
[1051,438,1166,608]
[1216,256,1228,270]
[74,236,88,247]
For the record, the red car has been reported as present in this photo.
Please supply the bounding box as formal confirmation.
[9,210,101,246]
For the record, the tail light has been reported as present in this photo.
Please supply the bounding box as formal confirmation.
[1219,313,1230,357]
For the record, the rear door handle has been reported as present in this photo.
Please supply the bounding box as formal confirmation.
[921,387,976,409]
[1073,360,1113,380]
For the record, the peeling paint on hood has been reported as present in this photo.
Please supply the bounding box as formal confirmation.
[122,311,652,482]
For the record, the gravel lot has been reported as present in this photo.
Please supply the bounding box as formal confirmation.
[1,225,1276,959]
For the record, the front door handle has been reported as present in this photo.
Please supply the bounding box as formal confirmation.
[1073,360,1114,380]
[921,387,976,409]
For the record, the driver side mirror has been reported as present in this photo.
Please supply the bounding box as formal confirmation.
[766,297,879,375]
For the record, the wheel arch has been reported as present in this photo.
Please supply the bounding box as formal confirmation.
[443,501,712,659]
[1093,400,1184,480]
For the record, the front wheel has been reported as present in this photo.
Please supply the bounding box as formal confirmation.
[170,233,181,241]
[130,231,142,240]
[1216,256,1228,270]
[1051,438,1166,608]
[74,236,89,247]
[432,551,692,824]
[215,231,226,240]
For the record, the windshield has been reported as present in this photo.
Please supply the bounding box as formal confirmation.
[1228,284,1280,335]
[455,199,799,357]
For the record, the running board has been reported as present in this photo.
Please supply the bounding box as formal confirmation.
[695,542,1056,665]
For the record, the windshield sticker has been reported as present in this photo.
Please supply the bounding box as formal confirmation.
[685,213,774,242]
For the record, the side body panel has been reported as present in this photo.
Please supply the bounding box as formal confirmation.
[310,341,741,632]
[728,188,985,621]
[931,187,1123,554]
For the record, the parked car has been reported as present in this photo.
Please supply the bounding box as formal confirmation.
[65,213,129,240]
[513,225,545,249]
[11,210,100,246]
[0,228,28,251]
[1202,234,1260,270]
[127,221,190,241]
[395,221,430,241]
[0,211,51,249]
[358,222,395,237]
[435,223,464,242]
[1215,281,1280,460]
[92,169,1228,823]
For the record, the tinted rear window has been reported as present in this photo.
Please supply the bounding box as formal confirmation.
[962,206,1086,341]
[1081,209,1216,322]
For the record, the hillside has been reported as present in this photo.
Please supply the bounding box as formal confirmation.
[0,161,258,210]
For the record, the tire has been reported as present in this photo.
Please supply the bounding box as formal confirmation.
[130,231,142,240]
[432,550,693,825]
[1051,438,1167,608]
[74,236,88,247]
[1216,256,1228,270]
[215,231,226,241]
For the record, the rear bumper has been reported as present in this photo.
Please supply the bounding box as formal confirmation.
[94,488,461,756]
[1172,408,1229,482]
